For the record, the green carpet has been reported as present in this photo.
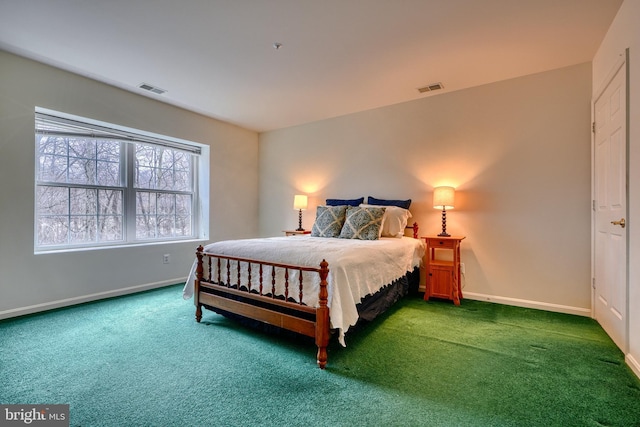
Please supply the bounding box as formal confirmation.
[1,285,639,426]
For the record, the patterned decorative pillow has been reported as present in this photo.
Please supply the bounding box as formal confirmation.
[360,204,412,238]
[311,205,348,237]
[339,206,386,240]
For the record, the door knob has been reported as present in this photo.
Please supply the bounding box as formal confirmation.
[611,218,626,228]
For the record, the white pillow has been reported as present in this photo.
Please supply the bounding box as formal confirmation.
[360,204,412,238]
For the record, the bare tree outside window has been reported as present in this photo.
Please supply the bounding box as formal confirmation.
[134,144,193,240]
[35,111,199,251]
[36,136,123,246]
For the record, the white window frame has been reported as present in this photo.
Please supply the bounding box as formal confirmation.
[34,107,209,253]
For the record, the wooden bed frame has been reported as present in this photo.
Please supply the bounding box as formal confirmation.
[193,223,419,369]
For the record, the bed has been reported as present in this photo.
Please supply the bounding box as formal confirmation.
[182,198,425,368]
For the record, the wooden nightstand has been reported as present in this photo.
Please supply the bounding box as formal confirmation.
[283,230,311,236]
[423,236,465,305]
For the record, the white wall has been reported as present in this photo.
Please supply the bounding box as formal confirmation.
[259,63,592,315]
[0,51,259,318]
[592,0,640,379]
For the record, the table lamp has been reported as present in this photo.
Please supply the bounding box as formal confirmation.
[433,186,455,237]
[293,195,308,231]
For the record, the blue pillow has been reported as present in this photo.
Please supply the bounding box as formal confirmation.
[326,197,364,207]
[367,196,412,209]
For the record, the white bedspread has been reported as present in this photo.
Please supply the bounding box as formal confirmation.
[183,236,425,345]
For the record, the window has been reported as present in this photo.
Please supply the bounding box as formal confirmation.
[35,108,208,252]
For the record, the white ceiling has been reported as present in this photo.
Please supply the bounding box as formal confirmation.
[0,0,622,132]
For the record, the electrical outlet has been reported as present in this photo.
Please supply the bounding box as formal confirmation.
[163,254,170,264]
[460,263,465,274]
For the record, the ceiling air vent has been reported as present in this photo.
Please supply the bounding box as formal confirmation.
[417,82,444,93]
[138,83,167,95]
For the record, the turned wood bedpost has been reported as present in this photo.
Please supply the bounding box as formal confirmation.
[195,245,204,323]
[316,259,330,369]
[412,222,419,239]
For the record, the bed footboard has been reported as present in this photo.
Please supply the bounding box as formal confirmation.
[194,246,330,369]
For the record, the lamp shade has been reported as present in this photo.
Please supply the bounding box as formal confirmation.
[293,195,308,210]
[433,186,455,209]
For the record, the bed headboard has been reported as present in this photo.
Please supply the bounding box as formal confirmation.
[405,222,419,239]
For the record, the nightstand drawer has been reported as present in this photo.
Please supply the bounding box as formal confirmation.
[430,239,456,249]
[283,230,311,236]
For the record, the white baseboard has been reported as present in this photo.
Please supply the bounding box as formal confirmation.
[0,279,184,321]
[463,291,592,317]
[626,353,640,380]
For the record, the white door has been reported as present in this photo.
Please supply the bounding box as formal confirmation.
[593,58,627,351]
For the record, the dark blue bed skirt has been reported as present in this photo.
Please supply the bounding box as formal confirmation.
[205,266,421,342]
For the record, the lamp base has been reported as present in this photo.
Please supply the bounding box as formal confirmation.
[439,208,450,237]
[296,209,304,232]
